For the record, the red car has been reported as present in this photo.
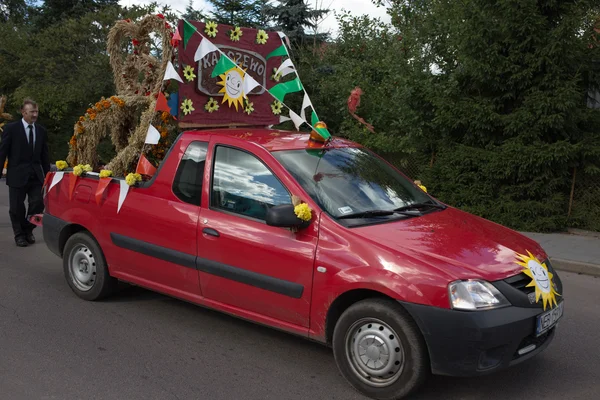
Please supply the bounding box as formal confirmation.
[42,128,564,399]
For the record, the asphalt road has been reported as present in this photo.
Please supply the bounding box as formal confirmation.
[1,182,599,400]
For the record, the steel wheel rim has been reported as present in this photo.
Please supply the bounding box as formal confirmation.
[345,318,405,388]
[68,244,97,292]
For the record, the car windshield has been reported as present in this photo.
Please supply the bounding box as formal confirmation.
[272,147,435,220]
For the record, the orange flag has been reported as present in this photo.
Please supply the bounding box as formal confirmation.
[68,173,78,200]
[95,177,112,205]
[155,91,170,113]
[136,154,157,176]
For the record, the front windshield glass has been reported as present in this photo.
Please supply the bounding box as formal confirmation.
[272,147,432,219]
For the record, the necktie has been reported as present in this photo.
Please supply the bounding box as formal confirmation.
[28,125,34,154]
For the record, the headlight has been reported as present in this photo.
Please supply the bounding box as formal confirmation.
[448,280,510,310]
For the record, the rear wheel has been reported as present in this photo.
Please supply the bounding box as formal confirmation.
[332,298,429,400]
[63,232,117,301]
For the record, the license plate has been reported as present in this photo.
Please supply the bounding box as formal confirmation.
[536,301,564,336]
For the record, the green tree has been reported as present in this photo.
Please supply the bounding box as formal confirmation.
[182,0,206,22]
[205,0,270,28]
[265,0,330,46]
[377,0,600,231]
[0,1,175,161]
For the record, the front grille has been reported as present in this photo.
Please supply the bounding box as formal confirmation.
[504,273,535,294]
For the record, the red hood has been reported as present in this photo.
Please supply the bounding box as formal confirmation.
[351,207,546,282]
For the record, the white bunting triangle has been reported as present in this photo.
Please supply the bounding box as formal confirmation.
[145,124,161,145]
[48,171,64,193]
[242,75,260,98]
[289,110,305,131]
[117,180,129,213]
[194,38,218,62]
[276,58,296,77]
[277,31,291,47]
[279,115,291,123]
[300,93,312,121]
[163,61,183,83]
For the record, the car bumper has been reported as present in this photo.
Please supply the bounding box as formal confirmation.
[42,212,68,257]
[400,300,562,377]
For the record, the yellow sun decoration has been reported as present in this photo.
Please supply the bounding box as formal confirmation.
[515,251,560,310]
[217,66,246,111]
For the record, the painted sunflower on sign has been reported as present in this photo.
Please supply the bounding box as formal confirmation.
[271,100,282,115]
[183,65,196,82]
[256,29,269,44]
[230,27,242,42]
[181,99,195,115]
[205,21,218,37]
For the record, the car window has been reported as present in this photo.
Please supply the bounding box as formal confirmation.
[172,141,208,205]
[211,146,291,220]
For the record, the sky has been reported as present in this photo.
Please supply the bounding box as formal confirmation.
[118,0,392,36]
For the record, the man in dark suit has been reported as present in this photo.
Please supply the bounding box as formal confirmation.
[0,99,50,247]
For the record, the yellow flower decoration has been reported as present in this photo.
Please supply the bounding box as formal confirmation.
[82,164,93,172]
[181,98,195,116]
[125,172,142,186]
[99,170,113,178]
[271,100,283,115]
[55,160,68,170]
[205,97,219,113]
[271,67,282,82]
[414,180,427,192]
[244,101,254,115]
[294,203,312,222]
[256,30,269,45]
[205,21,218,38]
[230,27,242,42]
[73,165,83,176]
[183,65,196,82]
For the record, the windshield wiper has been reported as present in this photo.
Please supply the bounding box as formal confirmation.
[337,210,396,219]
[337,209,423,220]
[394,201,446,212]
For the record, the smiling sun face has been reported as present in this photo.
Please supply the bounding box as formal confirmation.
[217,67,245,111]
[516,251,560,310]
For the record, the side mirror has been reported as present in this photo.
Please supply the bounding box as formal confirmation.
[266,204,311,229]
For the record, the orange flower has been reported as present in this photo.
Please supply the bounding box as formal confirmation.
[102,100,111,109]
[89,114,96,120]
[86,108,94,115]
[79,116,85,122]
[69,135,77,146]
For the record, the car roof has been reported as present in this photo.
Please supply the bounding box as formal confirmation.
[184,127,361,152]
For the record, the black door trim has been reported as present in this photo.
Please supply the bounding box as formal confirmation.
[111,233,197,269]
[109,233,304,299]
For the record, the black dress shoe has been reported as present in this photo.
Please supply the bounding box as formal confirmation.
[16,237,28,247]
[26,233,35,244]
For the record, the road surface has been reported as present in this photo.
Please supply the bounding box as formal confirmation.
[1,183,599,400]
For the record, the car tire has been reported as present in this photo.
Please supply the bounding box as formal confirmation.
[332,298,429,400]
[63,232,117,301]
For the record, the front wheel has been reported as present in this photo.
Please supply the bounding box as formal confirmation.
[63,232,117,301]
[332,298,429,400]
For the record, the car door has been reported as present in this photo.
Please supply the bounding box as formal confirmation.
[102,138,209,298]
[196,138,318,328]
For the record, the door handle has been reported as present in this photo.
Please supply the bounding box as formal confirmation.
[202,228,220,237]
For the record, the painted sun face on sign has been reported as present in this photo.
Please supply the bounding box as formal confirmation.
[516,251,560,310]
[217,67,245,111]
